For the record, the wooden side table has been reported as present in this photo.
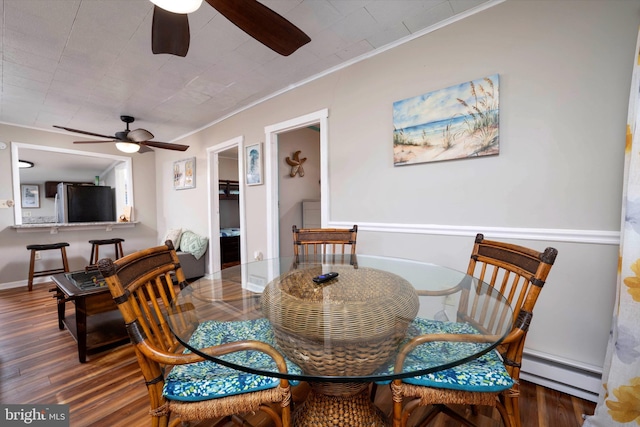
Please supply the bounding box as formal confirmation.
[52,271,129,363]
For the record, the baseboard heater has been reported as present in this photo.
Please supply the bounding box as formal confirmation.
[520,349,602,402]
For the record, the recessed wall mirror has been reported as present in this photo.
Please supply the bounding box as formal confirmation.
[11,142,134,226]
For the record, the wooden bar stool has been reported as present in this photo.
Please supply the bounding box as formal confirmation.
[88,238,125,265]
[26,242,70,291]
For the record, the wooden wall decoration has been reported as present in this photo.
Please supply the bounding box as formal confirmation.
[286,150,306,177]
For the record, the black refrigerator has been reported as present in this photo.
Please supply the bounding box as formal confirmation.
[56,183,115,223]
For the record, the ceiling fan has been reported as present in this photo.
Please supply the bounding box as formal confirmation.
[53,115,189,153]
[150,0,311,57]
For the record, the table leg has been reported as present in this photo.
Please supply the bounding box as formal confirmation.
[54,289,66,330]
[75,297,88,363]
[293,383,390,427]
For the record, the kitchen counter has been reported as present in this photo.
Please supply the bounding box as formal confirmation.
[12,221,138,233]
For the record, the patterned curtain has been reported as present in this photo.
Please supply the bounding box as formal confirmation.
[583,29,640,427]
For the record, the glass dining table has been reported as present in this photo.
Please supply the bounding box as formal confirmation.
[166,254,514,427]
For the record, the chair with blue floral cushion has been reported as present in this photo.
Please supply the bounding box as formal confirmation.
[97,241,294,427]
[390,233,558,427]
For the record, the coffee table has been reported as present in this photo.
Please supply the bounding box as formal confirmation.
[52,270,129,363]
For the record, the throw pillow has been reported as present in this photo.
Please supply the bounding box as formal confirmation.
[162,228,183,247]
[180,231,209,260]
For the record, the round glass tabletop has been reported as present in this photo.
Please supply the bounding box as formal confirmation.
[167,254,514,383]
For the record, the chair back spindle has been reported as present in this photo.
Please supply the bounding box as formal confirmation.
[292,224,358,258]
[462,233,557,380]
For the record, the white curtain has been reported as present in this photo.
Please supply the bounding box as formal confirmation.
[583,29,640,427]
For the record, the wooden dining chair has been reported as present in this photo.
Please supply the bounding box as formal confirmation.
[292,224,358,259]
[390,233,558,427]
[97,241,293,427]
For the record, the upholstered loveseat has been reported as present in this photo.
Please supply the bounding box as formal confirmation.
[163,229,208,280]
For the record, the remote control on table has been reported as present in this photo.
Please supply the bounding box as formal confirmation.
[313,272,339,284]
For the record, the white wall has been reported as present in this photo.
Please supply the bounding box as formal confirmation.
[155,0,640,397]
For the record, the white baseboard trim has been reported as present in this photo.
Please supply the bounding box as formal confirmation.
[328,221,620,246]
[520,349,602,402]
[0,278,45,290]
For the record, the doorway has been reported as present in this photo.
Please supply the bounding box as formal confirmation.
[207,136,245,273]
[277,127,321,257]
[265,109,329,259]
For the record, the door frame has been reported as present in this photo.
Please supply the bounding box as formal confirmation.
[207,136,245,273]
[265,109,329,258]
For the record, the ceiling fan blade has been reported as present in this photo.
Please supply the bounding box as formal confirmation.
[138,144,154,153]
[205,0,311,56]
[141,140,189,151]
[54,125,115,139]
[73,140,117,144]
[128,128,154,142]
[152,6,190,57]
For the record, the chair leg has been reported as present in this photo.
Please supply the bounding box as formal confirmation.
[260,404,284,427]
[60,247,70,272]
[27,250,36,291]
[392,381,404,427]
[370,383,378,401]
[116,242,124,259]
[280,402,291,427]
[503,393,520,427]
[89,244,97,265]
[496,400,513,427]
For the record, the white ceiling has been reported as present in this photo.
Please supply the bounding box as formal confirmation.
[1,0,492,145]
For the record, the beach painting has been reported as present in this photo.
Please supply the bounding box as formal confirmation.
[393,74,499,166]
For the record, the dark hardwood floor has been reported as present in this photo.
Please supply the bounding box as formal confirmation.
[0,283,596,426]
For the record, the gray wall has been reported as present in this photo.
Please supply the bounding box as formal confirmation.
[154,0,639,386]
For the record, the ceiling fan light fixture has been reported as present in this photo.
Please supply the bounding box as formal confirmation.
[18,160,34,168]
[150,0,202,14]
[116,142,141,153]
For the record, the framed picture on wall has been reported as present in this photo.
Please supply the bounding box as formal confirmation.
[21,184,40,208]
[393,74,500,166]
[174,157,196,190]
[245,143,263,186]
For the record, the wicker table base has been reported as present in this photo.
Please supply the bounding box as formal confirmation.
[293,383,390,427]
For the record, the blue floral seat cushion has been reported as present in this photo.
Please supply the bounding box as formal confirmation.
[163,318,301,402]
[378,318,514,392]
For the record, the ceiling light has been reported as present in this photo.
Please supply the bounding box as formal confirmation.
[149,0,202,14]
[18,160,34,168]
[115,142,141,153]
